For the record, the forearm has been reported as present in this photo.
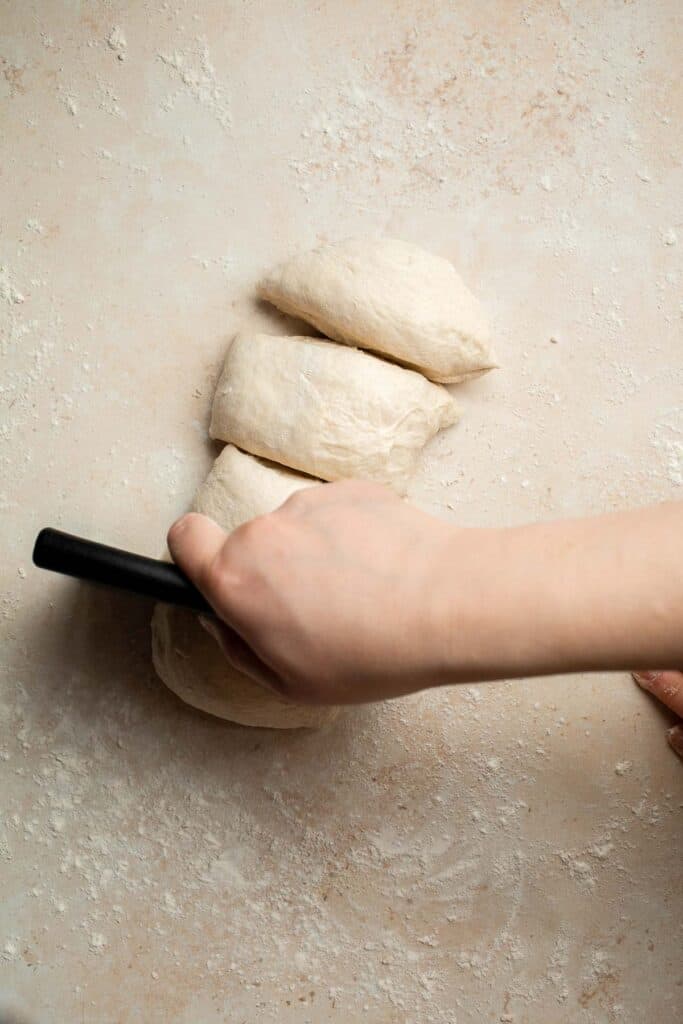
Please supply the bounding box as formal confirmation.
[169,485,681,706]
[436,502,683,682]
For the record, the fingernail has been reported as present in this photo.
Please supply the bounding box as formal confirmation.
[169,515,190,538]
[632,671,661,691]
[667,725,683,758]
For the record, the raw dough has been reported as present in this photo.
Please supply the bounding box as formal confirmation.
[259,238,497,383]
[152,445,337,729]
[152,604,337,729]
[210,333,458,494]
[192,443,317,529]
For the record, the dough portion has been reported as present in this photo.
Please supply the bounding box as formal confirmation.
[210,332,458,494]
[152,603,338,729]
[259,238,496,383]
[192,443,317,531]
[153,445,337,729]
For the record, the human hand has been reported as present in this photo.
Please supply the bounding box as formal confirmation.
[167,489,683,708]
[632,671,683,759]
[167,480,459,705]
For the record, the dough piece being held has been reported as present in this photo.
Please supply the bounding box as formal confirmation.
[152,604,336,729]
[152,446,337,729]
[210,333,458,494]
[260,238,496,384]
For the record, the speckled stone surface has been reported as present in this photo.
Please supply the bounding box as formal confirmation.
[1,2,681,1021]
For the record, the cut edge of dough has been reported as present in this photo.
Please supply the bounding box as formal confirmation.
[209,332,460,492]
[259,247,499,384]
[260,282,499,384]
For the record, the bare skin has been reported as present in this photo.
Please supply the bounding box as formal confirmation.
[167,482,683,754]
[632,671,683,757]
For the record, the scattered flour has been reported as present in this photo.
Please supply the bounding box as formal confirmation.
[158,44,231,131]
[2,940,18,960]
[107,26,127,55]
[651,409,682,487]
[0,266,25,305]
[1,3,680,1021]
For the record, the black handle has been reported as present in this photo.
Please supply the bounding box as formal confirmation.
[32,528,214,615]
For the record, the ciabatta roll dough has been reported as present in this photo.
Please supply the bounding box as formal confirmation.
[210,333,458,494]
[152,603,337,729]
[259,238,496,383]
[192,443,317,530]
[152,446,337,729]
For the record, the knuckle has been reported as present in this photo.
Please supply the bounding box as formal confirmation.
[282,488,315,515]
[200,538,247,596]
[201,549,230,594]
[229,514,279,556]
[232,516,264,544]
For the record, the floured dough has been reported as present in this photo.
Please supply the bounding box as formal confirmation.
[152,445,338,729]
[259,238,496,383]
[210,333,458,494]
[192,443,317,530]
[152,604,337,729]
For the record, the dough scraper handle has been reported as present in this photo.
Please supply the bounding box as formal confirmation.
[32,527,215,615]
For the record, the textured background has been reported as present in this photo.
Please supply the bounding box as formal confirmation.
[1,1,681,1021]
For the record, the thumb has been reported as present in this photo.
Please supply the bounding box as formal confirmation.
[167,512,227,597]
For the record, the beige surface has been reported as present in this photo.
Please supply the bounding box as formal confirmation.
[1,1,681,1022]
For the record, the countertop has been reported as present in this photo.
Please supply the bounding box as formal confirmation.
[1,1,681,1021]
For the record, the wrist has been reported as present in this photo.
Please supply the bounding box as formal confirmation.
[432,521,578,683]
[429,503,683,685]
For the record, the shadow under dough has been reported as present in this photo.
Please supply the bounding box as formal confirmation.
[31,578,371,799]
